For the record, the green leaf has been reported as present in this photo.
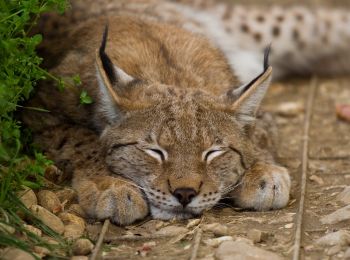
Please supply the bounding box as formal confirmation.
[72,74,82,86]
[79,90,93,105]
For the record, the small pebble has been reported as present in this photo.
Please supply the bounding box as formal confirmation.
[344,247,350,259]
[155,226,187,236]
[186,219,200,229]
[23,224,42,237]
[33,246,50,258]
[30,205,64,234]
[44,165,66,183]
[59,212,86,239]
[155,221,165,230]
[18,187,37,208]
[275,102,304,117]
[72,239,94,255]
[184,244,191,250]
[215,241,282,260]
[320,205,350,224]
[0,223,15,234]
[336,104,350,122]
[1,248,35,260]
[284,223,294,229]
[316,230,350,246]
[247,229,268,243]
[55,188,77,205]
[67,204,87,218]
[202,223,228,236]
[37,190,62,214]
[204,236,233,247]
[42,236,59,245]
[337,186,350,205]
[309,175,324,185]
[327,245,342,256]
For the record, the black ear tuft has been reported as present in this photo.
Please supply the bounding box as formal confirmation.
[99,24,117,84]
[263,44,271,71]
[236,46,272,95]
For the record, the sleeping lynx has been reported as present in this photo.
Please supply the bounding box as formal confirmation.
[24,0,350,225]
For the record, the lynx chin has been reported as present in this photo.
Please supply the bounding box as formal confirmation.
[27,0,350,225]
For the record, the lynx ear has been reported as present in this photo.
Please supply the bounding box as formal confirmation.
[227,47,272,124]
[95,25,146,123]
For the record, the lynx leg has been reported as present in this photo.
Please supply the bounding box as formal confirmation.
[73,173,149,225]
[229,162,291,211]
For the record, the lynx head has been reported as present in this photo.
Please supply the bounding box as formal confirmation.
[96,26,272,220]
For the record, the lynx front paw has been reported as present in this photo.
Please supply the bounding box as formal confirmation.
[74,176,149,225]
[230,162,291,211]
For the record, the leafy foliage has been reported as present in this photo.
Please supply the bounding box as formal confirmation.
[0,0,67,192]
[0,0,70,256]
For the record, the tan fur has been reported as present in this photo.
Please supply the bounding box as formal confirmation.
[23,0,291,224]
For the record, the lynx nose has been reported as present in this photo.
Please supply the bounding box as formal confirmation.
[173,188,197,207]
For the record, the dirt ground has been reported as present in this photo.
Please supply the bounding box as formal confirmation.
[83,78,350,260]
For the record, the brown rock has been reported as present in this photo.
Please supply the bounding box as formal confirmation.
[215,241,282,260]
[337,186,350,205]
[326,245,342,256]
[320,205,350,224]
[247,229,269,243]
[44,165,67,183]
[17,187,37,208]
[55,188,77,205]
[316,230,350,246]
[204,236,233,247]
[202,223,228,236]
[30,205,64,234]
[344,247,350,259]
[59,212,85,228]
[59,213,86,239]
[0,223,15,234]
[37,190,62,214]
[64,224,85,239]
[275,102,304,117]
[67,204,87,218]
[309,175,324,185]
[72,239,94,255]
[1,248,35,260]
[336,104,350,122]
[186,219,200,228]
[42,236,59,245]
[33,246,50,258]
[23,224,42,237]
[155,226,187,236]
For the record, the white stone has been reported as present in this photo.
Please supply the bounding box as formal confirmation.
[316,230,350,246]
[204,236,233,247]
[202,223,228,236]
[155,226,187,236]
[215,241,282,260]
[320,205,350,224]
[337,186,350,205]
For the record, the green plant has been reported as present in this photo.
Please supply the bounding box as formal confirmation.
[0,0,71,257]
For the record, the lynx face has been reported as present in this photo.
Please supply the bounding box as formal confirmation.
[97,26,272,219]
[101,99,256,219]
